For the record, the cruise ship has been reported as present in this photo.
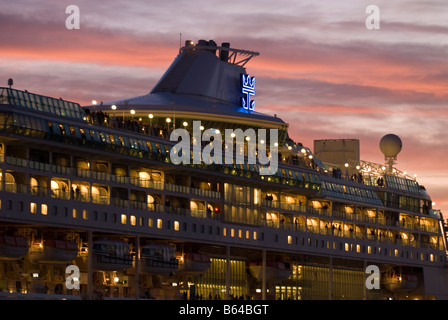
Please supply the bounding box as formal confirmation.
[0,39,447,300]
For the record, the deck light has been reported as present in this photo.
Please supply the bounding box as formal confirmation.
[111,105,117,110]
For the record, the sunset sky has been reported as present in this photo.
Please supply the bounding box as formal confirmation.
[1,0,447,216]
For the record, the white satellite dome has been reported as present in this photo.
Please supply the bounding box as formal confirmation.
[379,134,402,158]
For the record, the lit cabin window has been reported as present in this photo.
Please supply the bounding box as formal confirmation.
[73,208,77,218]
[130,215,136,226]
[121,214,127,224]
[30,202,37,214]
[288,235,292,245]
[157,219,162,229]
[83,209,88,220]
[41,204,47,215]
[174,221,179,231]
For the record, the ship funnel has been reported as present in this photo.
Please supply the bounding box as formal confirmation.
[220,42,230,61]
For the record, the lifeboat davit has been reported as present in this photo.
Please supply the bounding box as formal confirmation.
[177,252,210,275]
[249,260,292,282]
[91,238,133,271]
[139,243,178,275]
[28,239,78,264]
[382,269,419,291]
[0,235,29,261]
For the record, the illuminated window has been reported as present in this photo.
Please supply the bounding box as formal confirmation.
[83,209,88,220]
[30,202,37,214]
[253,231,257,240]
[223,228,227,237]
[345,243,349,251]
[40,204,47,215]
[121,214,127,224]
[148,218,153,228]
[246,230,250,239]
[72,208,77,218]
[157,219,162,229]
[288,235,292,245]
[130,215,136,226]
[238,229,242,238]
[356,244,360,253]
[174,221,179,231]
[231,229,235,237]
[368,246,372,254]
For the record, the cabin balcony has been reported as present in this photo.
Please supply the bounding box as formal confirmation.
[2,152,225,200]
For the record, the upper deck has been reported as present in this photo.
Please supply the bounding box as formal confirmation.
[0,87,85,121]
[0,85,440,218]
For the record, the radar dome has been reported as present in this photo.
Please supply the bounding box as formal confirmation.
[379,134,402,158]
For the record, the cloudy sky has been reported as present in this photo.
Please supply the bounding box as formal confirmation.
[1,0,448,215]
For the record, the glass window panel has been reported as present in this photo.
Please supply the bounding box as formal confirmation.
[74,126,82,139]
[83,127,92,140]
[139,139,148,151]
[121,136,130,147]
